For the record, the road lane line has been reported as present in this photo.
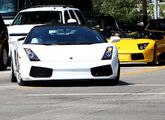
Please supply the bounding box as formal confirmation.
[120,66,165,76]
[26,92,165,97]
[128,84,165,87]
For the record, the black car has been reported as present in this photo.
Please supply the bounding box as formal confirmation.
[86,15,121,38]
[0,14,8,70]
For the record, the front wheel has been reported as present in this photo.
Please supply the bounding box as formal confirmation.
[111,63,120,85]
[11,61,17,82]
[147,45,158,65]
[17,78,26,86]
[16,63,27,86]
[0,44,8,70]
[17,73,26,86]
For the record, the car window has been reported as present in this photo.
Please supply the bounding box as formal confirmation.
[64,11,70,24]
[12,11,62,25]
[0,0,17,14]
[146,22,165,31]
[69,10,77,21]
[25,26,106,45]
[75,10,86,25]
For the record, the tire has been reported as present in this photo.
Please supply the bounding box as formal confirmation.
[18,78,26,86]
[17,73,26,86]
[111,63,120,85]
[0,44,8,70]
[147,45,158,65]
[11,61,17,82]
[16,63,26,86]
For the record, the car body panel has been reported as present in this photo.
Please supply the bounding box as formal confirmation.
[14,43,119,81]
[114,38,155,62]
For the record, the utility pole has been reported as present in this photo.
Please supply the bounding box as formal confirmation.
[142,0,148,27]
[154,0,158,19]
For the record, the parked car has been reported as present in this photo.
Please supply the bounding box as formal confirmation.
[0,14,8,70]
[107,19,165,65]
[11,25,120,86]
[8,5,87,58]
[86,15,121,38]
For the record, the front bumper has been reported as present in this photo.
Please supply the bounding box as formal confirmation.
[118,49,154,62]
[19,60,119,81]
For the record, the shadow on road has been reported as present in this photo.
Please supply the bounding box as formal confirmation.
[24,79,130,87]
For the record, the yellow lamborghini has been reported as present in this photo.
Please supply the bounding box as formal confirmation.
[108,19,165,65]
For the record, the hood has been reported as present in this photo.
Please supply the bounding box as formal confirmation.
[22,43,111,62]
[8,24,42,43]
[7,24,40,35]
[114,38,154,52]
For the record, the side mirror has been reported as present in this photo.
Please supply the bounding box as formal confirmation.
[67,19,77,24]
[109,36,120,43]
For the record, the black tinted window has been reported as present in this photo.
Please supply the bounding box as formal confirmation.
[64,11,70,23]
[12,11,62,25]
[0,0,17,14]
[146,21,165,31]
[25,26,106,45]
[69,10,77,20]
[75,10,86,25]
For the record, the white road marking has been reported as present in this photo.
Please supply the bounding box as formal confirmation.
[26,92,165,97]
[127,84,165,87]
[0,86,21,88]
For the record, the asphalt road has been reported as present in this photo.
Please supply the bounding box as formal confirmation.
[1,63,165,120]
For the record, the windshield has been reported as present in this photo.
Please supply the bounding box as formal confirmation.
[0,0,17,14]
[25,26,106,45]
[12,11,62,25]
[146,21,165,31]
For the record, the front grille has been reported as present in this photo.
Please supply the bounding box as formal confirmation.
[30,66,53,78]
[131,53,144,60]
[91,65,113,77]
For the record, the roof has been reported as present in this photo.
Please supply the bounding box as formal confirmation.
[32,24,90,29]
[20,5,79,12]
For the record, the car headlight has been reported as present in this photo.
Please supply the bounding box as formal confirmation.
[138,43,149,50]
[24,48,40,61]
[102,46,113,60]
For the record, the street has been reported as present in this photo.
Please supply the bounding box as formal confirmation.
[1,63,165,120]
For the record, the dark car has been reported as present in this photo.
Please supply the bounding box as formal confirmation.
[86,15,121,38]
[0,14,8,70]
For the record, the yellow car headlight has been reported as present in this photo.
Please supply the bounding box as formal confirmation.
[138,43,149,50]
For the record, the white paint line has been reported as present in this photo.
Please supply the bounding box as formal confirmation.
[26,92,165,97]
[127,84,165,87]
[0,86,21,88]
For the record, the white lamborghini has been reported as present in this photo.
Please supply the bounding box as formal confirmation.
[11,25,120,86]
